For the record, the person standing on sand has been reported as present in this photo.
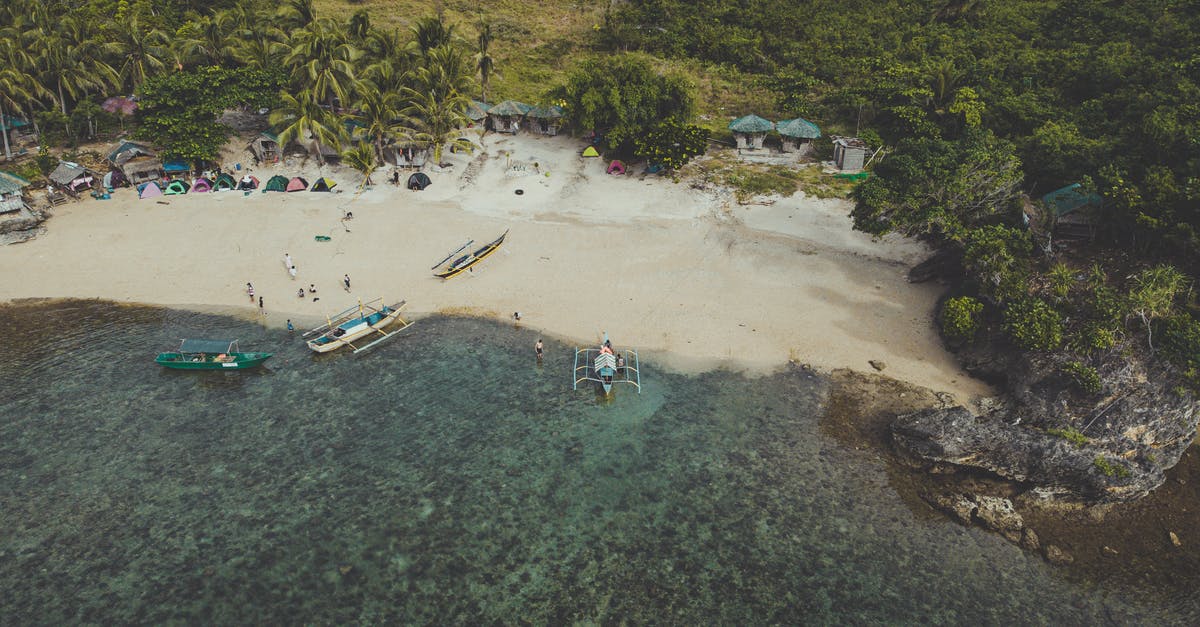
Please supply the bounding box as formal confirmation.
[284,253,292,269]
[289,265,297,280]
[535,339,543,361]
[309,283,317,294]
[287,319,294,333]
[343,274,351,291]
[247,283,254,302]
[258,296,264,314]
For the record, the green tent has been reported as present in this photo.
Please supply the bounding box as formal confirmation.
[214,172,237,191]
[164,179,190,195]
[264,175,289,192]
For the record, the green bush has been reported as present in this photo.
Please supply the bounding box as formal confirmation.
[1047,262,1074,302]
[1062,361,1102,395]
[1004,297,1064,351]
[1070,322,1117,354]
[1094,456,1130,478]
[963,225,1032,303]
[1046,426,1088,447]
[941,296,984,344]
[1157,314,1200,386]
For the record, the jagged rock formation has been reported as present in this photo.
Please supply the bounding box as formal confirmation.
[894,343,1198,504]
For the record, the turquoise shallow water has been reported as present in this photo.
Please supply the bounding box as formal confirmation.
[0,300,1192,623]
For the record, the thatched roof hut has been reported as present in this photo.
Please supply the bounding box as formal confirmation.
[48,161,96,193]
[728,114,774,150]
[775,117,821,155]
[107,141,162,185]
[488,100,531,134]
[526,105,564,136]
[466,100,491,123]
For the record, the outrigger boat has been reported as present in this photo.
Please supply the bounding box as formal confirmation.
[303,298,414,354]
[573,333,641,395]
[155,339,272,370]
[433,229,508,279]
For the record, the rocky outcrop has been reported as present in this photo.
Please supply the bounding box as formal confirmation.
[894,347,1198,504]
[0,207,49,245]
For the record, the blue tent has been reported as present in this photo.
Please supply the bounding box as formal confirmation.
[163,159,190,175]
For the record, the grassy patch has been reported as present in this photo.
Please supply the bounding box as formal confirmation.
[1093,455,1130,478]
[1046,426,1088,447]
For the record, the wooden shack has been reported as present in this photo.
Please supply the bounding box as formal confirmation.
[526,105,564,136]
[488,100,531,134]
[775,117,821,155]
[107,141,162,185]
[248,131,280,164]
[48,161,97,195]
[0,171,30,214]
[1041,183,1101,241]
[833,137,869,170]
[728,114,774,150]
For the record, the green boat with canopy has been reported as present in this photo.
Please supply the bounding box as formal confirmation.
[155,339,272,370]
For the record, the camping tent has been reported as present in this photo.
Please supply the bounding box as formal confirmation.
[236,175,259,190]
[191,177,213,193]
[407,172,431,191]
[102,170,126,189]
[310,177,336,192]
[138,181,163,199]
[164,179,190,195]
[264,175,289,192]
[214,172,237,191]
[286,176,308,192]
[581,145,600,158]
[607,160,626,175]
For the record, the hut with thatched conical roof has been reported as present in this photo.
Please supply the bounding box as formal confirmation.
[488,100,531,134]
[526,105,564,136]
[775,117,821,155]
[728,114,774,150]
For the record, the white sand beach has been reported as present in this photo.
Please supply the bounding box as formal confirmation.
[0,133,989,400]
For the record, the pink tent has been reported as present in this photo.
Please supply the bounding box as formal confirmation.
[138,181,163,199]
[286,176,308,192]
[606,160,626,175]
[191,177,213,193]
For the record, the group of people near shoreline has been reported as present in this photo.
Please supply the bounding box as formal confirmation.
[245,253,355,315]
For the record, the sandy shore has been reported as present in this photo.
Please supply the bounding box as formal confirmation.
[0,133,990,400]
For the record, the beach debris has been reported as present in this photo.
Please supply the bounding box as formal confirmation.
[1170,531,1182,547]
[514,189,524,195]
[869,360,886,371]
[1044,544,1074,565]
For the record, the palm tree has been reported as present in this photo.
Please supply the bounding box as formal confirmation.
[410,14,456,57]
[341,142,377,189]
[284,20,359,107]
[475,21,496,103]
[34,17,117,115]
[105,16,170,93]
[401,87,473,166]
[0,40,52,159]
[278,0,317,31]
[352,89,405,163]
[270,90,346,166]
[178,12,239,67]
[416,44,475,104]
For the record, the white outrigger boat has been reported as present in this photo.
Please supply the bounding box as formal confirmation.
[303,298,414,354]
[573,332,640,395]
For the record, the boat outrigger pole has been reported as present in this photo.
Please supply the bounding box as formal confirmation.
[431,239,473,269]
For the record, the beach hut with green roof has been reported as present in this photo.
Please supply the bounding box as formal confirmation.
[466,100,491,124]
[776,117,821,155]
[0,171,30,214]
[526,105,564,136]
[728,114,774,150]
[488,100,531,134]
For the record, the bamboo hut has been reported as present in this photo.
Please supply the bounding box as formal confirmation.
[775,117,821,155]
[107,141,162,185]
[728,114,774,150]
[488,100,531,134]
[526,105,564,136]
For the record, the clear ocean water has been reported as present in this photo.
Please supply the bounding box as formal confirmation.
[0,300,1192,624]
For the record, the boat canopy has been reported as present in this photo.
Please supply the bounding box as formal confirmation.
[178,339,238,353]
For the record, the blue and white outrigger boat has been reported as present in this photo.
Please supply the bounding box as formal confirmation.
[573,332,640,395]
[303,298,414,354]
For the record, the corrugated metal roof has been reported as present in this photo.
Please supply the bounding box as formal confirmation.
[107,140,155,164]
[489,100,532,117]
[49,161,89,185]
[1041,183,1102,218]
[0,171,30,195]
[0,114,30,132]
[728,114,774,133]
[775,117,820,138]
